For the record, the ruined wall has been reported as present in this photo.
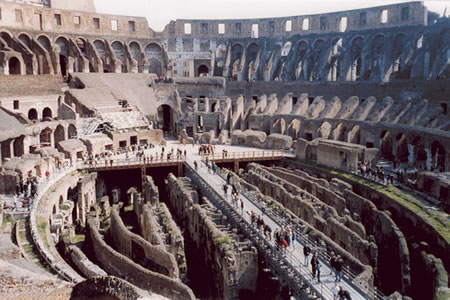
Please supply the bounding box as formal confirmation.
[109,208,179,279]
[167,174,258,299]
[86,218,196,300]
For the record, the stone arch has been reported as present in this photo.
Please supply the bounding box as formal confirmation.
[42,107,52,119]
[281,41,292,57]
[56,36,71,76]
[68,124,77,139]
[197,64,209,76]
[28,108,38,121]
[431,141,446,171]
[380,130,393,160]
[287,119,301,139]
[350,36,364,81]
[395,133,408,163]
[157,104,174,132]
[367,34,385,80]
[214,43,228,76]
[40,127,53,147]
[54,124,65,145]
[273,118,286,135]
[246,43,260,80]
[52,203,57,215]
[411,135,426,167]
[332,123,346,141]
[392,33,408,77]
[295,40,309,80]
[317,121,332,139]
[0,31,13,46]
[129,41,142,60]
[145,43,163,76]
[59,195,64,206]
[37,34,52,52]
[94,40,109,72]
[330,37,343,81]
[111,41,126,72]
[347,125,360,144]
[8,57,21,75]
[18,33,32,47]
[13,135,25,157]
[230,43,244,77]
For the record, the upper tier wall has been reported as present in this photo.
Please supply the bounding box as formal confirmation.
[0,1,154,38]
[0,1,426,39]
[167,2,426,38]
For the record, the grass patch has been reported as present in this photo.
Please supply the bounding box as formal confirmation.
[215,235,232,247]
[72,234,85,244]
[124,205,134,213]
[60,204,70,211]
[289,159,450,243]
[37,218,50,249]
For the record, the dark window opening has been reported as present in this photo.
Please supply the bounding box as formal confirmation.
[366,142,374,148]
[199,95,206,99]
[252,95,258,102]
[305,133,313,141]
[201,23,208,34]
[308,97,314,105]
[360,98,365,104]
[235,23,241,34]
[128,21,135,32]
[401,7,409,21]
[292,96,298,106]
[93,17,100,29]
[13,100,19,110]
[320,17,327,30]
[360,12,367,25]
[269,21,275,33]
[55,14,61,25]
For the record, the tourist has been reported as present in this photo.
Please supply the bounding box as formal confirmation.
[335,255,344,282]
[332,284,340,300]
[194,161,198,170]
[240,198,244,214]
[317,259,322,283]
[291,229,296,249]
[303,244,311,267]
[338,286,351,300]
[311,252,318,279]
[223,183,228,197]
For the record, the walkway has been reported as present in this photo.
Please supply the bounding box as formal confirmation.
[184,154,380,300]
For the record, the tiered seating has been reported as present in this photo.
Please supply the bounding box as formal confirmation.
[99,108,149,131]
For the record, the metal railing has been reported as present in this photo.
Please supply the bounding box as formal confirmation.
[214,166,385,300]
[185,161,325,299]
[200,150,294,161]
[78,156,185,170]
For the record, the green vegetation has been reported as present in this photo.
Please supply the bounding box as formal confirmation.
[37,217,50,249]
[60,204,70,211]
[215,235,232,247]
[72,234,85,244]
[289,159,450,243]
[124,204,134,212]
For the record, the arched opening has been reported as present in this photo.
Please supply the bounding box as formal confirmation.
[68,124,77,139]
[287,119,301,139]
[8,57,21,75]
[332,123,346,141]
[347,125,360,144]
[112,41,126,72]
[52,204,57,215]
[380,130,393,160]
[295,41,309,80]
[54,125,65,145]
[59,195,64,206]
[197,65,209,76]
[411,135,426,167]
[330,38,343,81]
[157,105,173,133]
[42,107,52,119]
[214,44,227,76]
[13,135,25,157]
[145,43,163,77]
[230,43,244,78]
[318,121,332,139]
[246,43,260,80]
[59,55,67,76]
[350,37,364,81]
[40,128,52,147]
[28,108,38,121]
[431,141,446,172]
[396,133,408,163]
[273,118,286,135]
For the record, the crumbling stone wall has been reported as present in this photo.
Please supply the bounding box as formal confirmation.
[86,218,195,300]
[109,208,179,278]
[167,174,258,299]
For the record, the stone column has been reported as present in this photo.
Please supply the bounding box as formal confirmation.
[425,147,432,171]
[407,144,415,166]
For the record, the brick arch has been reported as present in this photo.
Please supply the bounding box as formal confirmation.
[129,41,142,59]
[0,30,13,46]
[332,123,347,141]
[317,121,332,139]
[37,34,53,52]
[18,32,32,47]
[380,130,393,160]
[347,125,360,144]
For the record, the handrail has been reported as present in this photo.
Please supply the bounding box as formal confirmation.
[214,166,385,300]
[200,150,291,161]
[78,156,185,170]
[185,161,324,299]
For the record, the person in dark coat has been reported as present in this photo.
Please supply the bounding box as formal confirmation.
[335,255,344,282]
[303,244,311,266]
[311,252,318,279]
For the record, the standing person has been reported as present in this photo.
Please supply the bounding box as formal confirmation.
[227,172,232,185]
[292,230,296,249]
[338,286,351,300]
[303,244,311,267]
[335,255,344,282]
[223,183,228,197]
[194,160,198,170]
[311,252,318,279]
[330,253,337,276]
[240,198,244,214]
[317,259,322,283]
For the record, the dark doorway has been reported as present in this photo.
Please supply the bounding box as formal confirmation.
[28,108,38,121]
[198,65,209,76]
[158,105,172,133]
[130,136,137,145]
[305,133,313,141]
[59,55,67,76]
[43,107,52,119]
[8,57,21,75]
[40,128,52,147]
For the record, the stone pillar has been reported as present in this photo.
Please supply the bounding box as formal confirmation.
[407,144,415,166]
[425,148,432,171]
